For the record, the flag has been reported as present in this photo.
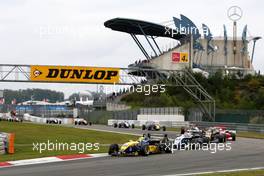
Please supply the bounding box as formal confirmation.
[0,98,5,104]
[11,99,17,105]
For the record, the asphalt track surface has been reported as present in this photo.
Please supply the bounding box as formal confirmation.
[1,125,263,176]
[75,124,180,138]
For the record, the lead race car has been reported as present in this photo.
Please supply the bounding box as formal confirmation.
[108,134,171,156]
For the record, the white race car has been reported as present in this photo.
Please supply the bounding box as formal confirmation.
[0,111,23,122]
[142,121,166,131]
[46,118,62,124]
[113,121,135,128]
[74,118,91,125]
[172,132,209,151]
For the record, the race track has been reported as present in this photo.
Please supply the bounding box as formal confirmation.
[0,125,263,176]
[74,124,180,138]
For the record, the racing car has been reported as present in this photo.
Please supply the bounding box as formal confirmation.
[172,131,210,150]
[46,118,62,124]
[185,125,235,143]
[0,111,23,122]
[213,126,236,141]
[108,134,171,156]
[7,116,23,122]
[142,121,166,131]
[113,121,135,128]
[74,118,92,126]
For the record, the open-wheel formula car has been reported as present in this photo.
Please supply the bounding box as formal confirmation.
[46,118,62,124]
[172,131,210,150]
[209,126,236,141]
[108,134,171,156]
[142,121,166,131]
[113,121,135,129]
[74,118,92,126]
[183,125,236,143]
[0,111,23,122]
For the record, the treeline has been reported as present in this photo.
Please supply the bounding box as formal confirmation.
[2,89,64,104]
[121,72,264,110]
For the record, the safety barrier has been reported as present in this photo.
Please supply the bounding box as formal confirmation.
[108,119,188,127]
[23,113,74,124]
[107,119,264,133]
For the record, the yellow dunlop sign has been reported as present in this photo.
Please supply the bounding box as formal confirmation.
[30,65,120,84]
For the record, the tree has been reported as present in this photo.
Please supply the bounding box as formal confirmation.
[3,89,64,104]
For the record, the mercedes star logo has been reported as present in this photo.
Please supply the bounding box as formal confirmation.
[227,6,243,21]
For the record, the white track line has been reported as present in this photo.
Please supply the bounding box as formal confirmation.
[163,167,264,176]
[75,126,141,136]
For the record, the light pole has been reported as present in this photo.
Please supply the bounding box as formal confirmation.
[251,36,261,64]
[227,6,243,66]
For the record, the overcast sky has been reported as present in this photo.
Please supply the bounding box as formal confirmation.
[0,0,263,98]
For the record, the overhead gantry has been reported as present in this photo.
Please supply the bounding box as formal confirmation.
[0,64,215,121]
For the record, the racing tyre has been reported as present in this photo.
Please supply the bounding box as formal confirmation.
[46,120,49,124]
[203,137,210,144]
[218,135,224,143]
[162,126,166,131]
[89,122,92,126]
[131,124,135,129]
[141,145,149,156]
[191,138,201,149]
[223,134,226,143]
[142,125,146,130]
[231,133,236,141]
[118,124,122,128]
[59,121,62,124]
[113,123,117,128]
[75,121,78,125]
[108,144,119,156]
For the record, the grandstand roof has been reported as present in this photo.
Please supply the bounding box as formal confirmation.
[104,18,186,40]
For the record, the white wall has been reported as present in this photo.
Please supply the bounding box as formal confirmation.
[23,114,73,124]
[137,114,184,121]
[150,44,191,70]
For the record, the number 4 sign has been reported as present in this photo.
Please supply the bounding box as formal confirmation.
[172,52,189,63]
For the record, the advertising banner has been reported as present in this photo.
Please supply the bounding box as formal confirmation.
[30,65,120,84]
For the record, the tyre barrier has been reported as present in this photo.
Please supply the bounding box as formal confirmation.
[0,133,15,155]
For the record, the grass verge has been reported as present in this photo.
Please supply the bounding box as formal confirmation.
[237,131,264,139]
[0,121,138,162]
